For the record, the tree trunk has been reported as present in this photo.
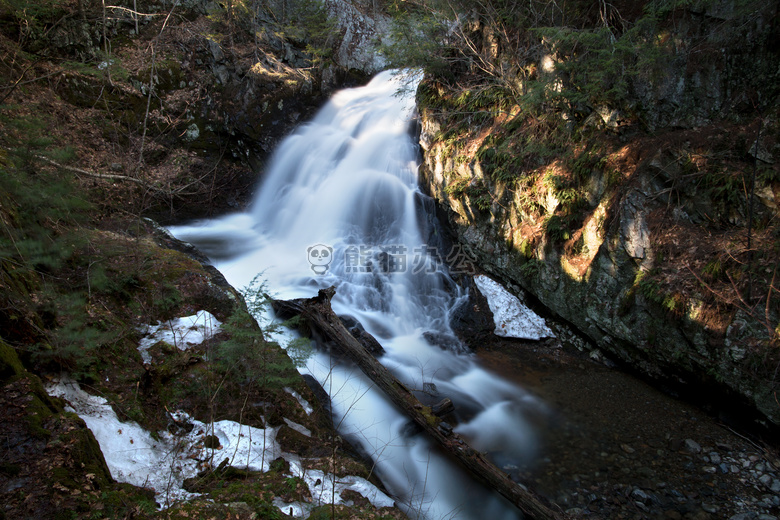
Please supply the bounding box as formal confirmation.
[272,287,566,520]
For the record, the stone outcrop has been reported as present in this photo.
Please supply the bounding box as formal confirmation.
[415,0,780,429]
[323,0,392,74]
[627,3,780,131]
[419,111,779,427]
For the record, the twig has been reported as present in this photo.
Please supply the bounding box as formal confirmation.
[687,263,778,343]
[105,5,164,17]
[746,118,764,301]
[1,145,151,187]
[1,145,220,200]
[139,0,179,166]
[0,68,60,90]
[720,422,764,453]
[101,0,112,86]
[0,62,36,104]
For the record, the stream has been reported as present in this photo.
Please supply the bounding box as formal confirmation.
[169,70,780,520]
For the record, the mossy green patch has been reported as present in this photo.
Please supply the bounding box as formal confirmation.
[0,339,24,381]
[55,72,147,125]
[420,405,440,427]
[24,390,55,438]
[97,484,158,518]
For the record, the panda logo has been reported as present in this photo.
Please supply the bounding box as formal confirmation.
[307,244,333,275]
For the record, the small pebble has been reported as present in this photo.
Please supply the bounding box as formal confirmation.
[728,513,758,520]
[709,452,721,464]
[685,439,702,453]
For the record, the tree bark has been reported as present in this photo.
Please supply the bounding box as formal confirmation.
[272,287,566,520]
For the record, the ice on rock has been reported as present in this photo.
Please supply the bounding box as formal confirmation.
[46,377,203,506]
[285,386,314,415]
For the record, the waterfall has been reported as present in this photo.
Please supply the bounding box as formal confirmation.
[170,70,546,519]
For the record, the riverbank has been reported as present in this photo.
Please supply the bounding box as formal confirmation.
[475,331,780,519]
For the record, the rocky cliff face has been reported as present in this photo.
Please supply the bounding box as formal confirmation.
[22,0,385,223]
[626,2,779,131]
[416,0,780,428]
[420,115,780,427]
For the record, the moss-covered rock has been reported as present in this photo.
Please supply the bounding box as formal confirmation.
[55,71,147,126]
[136,59,186,93]
[0,367,148,519]
[419,104,780,428]
[0,339,24,381]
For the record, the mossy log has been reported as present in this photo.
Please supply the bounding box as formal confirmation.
[272,286,566,520]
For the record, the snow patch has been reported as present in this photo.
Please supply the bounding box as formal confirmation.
[273,498,313,518]
[284,455,395,510]
[45,378,395,515]
[285,386,314,415]
[208,419,281,472]
[284,418,312,437]
[137,310,222,363]
[473,275,554,340]
[46,378,279,508]
[47,377,202,506]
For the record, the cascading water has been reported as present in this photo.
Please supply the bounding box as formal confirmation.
[171,70,548,519]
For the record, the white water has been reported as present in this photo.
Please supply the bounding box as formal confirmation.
[170,70,547,519]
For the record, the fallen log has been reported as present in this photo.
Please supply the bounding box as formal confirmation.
[272,286,566,520]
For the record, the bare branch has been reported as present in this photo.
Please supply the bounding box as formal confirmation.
[139,0,180,166]
[0,145,218,202]
[104,5,164,17]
